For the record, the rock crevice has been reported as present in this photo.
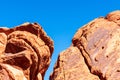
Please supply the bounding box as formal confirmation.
[0,23,54,80]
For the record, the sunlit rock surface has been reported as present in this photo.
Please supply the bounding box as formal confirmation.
[50,11,120,80]
[0,23,54,80]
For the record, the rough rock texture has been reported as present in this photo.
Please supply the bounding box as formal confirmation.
[50,46,99,80]
[0,23,54,80]
[50,11,120,80]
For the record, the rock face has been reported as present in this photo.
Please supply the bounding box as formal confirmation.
[50,11,120,80]
[0,23,54,80]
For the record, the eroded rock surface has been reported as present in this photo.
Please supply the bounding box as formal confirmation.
[50,46,100,80]
[0,23,54,80]
[50,11,120,80]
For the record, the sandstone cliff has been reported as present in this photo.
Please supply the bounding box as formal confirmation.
[50,11,120,80]
[0,23,54,80]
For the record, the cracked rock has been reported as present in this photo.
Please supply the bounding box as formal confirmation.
[0,23,54,80]
[50,46,99,80]
[50,11,120,80]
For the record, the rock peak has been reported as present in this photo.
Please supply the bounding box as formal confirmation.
[50,10,120,80]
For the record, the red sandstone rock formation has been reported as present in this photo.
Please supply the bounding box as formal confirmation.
[0,23,54,80]
[50,11,120,80]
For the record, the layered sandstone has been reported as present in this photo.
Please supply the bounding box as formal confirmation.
[0,23,54,80]
[50,11,120,80]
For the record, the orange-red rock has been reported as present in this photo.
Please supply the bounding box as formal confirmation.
[50,11,120,80]
[0,23,54,80]
[50,46,100,80]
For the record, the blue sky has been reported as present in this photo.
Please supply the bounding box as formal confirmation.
[0,0,119,80]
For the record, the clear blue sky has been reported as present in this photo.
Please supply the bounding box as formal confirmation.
[0,0,119,80]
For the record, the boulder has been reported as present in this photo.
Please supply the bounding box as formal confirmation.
[0,23,54,80]
[50,11,120,80]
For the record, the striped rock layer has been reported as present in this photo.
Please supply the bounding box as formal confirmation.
[0,23,54,80]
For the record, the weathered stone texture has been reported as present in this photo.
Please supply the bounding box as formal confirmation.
[51,11,120,80]
[0,23,54,80]
[50,46,99,80]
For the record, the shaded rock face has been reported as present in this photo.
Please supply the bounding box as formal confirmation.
[0,23,54,80]
[50,11,120,80]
